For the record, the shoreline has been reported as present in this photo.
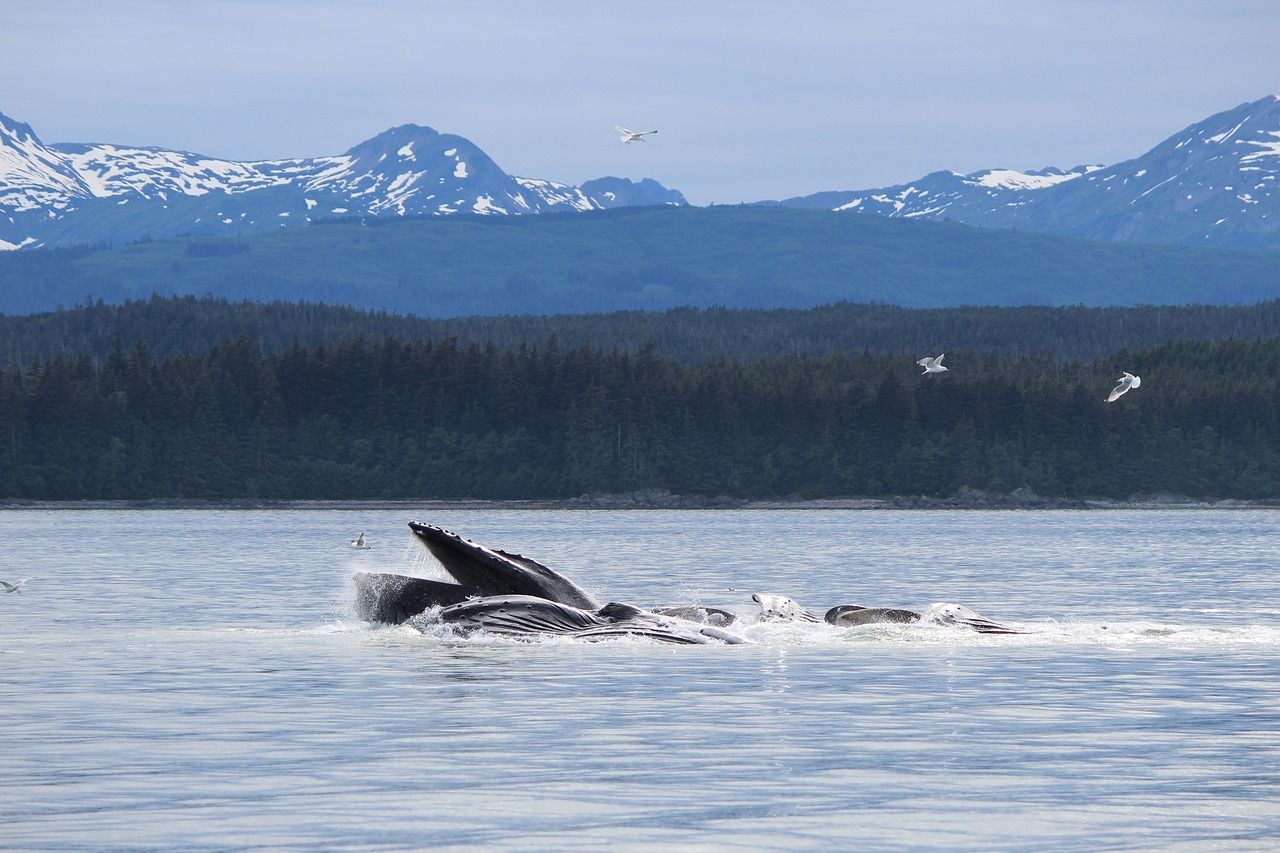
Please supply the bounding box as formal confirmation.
[3,494,1278,511]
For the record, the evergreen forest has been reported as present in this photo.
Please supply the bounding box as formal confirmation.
[2,331,1277,501]
[7,294,1280,366]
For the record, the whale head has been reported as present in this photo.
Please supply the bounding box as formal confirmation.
[751,593,821,623]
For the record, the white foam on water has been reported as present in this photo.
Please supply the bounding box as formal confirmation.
[374,603,1280,651]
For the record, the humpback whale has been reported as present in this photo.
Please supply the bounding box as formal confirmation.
[753,594,1022,634]
[352,523,745,645]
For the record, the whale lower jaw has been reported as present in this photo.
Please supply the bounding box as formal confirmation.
[425,595,747,645]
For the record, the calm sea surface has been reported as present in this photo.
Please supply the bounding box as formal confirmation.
[3,509,1278,851]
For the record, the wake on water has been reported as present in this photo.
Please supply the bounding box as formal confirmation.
[345,601,1280,652]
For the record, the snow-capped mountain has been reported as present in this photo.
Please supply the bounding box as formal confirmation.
[0,115,686,250]
[765,95,1280,249]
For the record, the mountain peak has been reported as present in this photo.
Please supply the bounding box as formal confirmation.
[0,111,40,144]
[579,176,687,207]
[344,122,442,154]
[0,108,687,248]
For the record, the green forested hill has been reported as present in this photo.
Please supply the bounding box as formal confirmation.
[6,295,1280,367]
[3,207,1280,315]
[2,334,1277,501]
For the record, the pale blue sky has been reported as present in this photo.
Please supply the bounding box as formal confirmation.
[3,0,1277,204]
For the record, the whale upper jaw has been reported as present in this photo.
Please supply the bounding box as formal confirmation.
[407,521,600,609]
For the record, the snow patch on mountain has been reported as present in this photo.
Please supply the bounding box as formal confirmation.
[0,113,93,213]
[973,167,1093,190]
[766,95,1280,248]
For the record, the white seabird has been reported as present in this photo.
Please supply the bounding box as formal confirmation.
[615,125,658,144]
[917,354,948,375]
[350,532,370,549]
[1,577,35,594]
[1106,371,1141,402]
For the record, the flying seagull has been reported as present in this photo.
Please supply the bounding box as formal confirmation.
[1,577,35,594]
[350,532,370,549]
[1106,372,1141,402]
[917,354,947,375]
[615,125,658,144]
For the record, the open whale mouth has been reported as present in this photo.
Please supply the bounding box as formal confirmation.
[353,524,748,645]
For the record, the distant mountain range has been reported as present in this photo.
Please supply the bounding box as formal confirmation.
[0,115,685,250]
[2,96,1278,252]
[762,95,1280,249]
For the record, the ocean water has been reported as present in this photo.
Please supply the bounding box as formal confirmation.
[2,508,1278,850]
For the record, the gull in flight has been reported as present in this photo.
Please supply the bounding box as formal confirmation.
[1106,371,1141,402]
[615,125,658,144]
[350,532,370,549]
[1,577,35,594]
[917,354,948,375]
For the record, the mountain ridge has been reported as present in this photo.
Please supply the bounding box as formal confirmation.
[5,96,1280,252]
[0,112,686,250]
[763,95,1280,249]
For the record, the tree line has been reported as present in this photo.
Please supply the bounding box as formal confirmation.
[1,334,1276,501]
[7,294,1280,368]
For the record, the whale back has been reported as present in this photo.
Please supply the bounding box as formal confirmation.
[408,522,601,609]
[824,605,921,627]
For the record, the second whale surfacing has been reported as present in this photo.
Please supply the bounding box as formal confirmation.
[754,594,1024,634]
[353,523,746,645]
